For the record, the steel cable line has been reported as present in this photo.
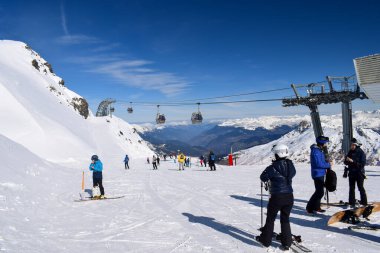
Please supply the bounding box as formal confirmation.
[117,86,293,106]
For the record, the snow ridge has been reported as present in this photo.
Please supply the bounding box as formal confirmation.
[236,111,380,165]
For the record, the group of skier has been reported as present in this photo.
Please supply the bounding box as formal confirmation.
[86,134,370,251]
[256,136,368,250]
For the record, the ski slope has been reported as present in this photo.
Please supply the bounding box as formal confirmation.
[1,146,379,252]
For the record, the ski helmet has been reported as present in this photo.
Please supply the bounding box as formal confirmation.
[316,136,329,145]
[272,144,289,158]
[91,155,98,161]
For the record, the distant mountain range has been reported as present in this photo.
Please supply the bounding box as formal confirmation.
[134,116,301,157]
[135,111,380,166]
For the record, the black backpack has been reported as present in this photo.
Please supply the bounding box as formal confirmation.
[325,169,337,192]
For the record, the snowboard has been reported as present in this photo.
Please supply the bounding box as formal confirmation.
[74,195,125,202]
[327,202,380,225]
[348,224,380,231]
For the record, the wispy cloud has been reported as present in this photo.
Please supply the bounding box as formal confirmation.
[58,1,189,96]
[90,43,121,53]
[57,3,101,45]
[67,55,190,96]
[91,61,190,96]
[56,35,101,45]
[60,2,69,35]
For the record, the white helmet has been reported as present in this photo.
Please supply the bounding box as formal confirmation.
[272,144,289,158]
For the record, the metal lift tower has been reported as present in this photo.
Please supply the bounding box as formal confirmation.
[282,76,367,155]
[96,98,116,117]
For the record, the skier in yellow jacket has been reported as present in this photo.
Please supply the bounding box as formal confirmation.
[178,152,186,171]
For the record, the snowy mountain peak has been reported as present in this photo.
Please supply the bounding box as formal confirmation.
[0,40,89,119]
[0,40,154,165]
[236,111,380,166]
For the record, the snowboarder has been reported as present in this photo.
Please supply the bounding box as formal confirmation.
[306,136,332,214]
[178,152,186,170]
[256,144,296,250]
[208,151,216,171]
[344,138,368,207]
[124,154,130,169]
[89,155,105,199]
[152,155,158,170]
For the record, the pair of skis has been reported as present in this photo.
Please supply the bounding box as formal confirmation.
[272,232,312,253]
[257,228,312,252]
[74,195,125,202]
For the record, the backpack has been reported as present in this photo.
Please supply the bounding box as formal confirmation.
[210,154,215,161]
[325,169,337,192]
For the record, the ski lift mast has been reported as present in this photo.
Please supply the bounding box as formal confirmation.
[283,76,367,155]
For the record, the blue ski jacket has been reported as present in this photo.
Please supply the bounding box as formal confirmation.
[260,158,296,194]
[310,144,330,179]
[89,160,103,172]
[124,155,129,162]
[90,160,103,179]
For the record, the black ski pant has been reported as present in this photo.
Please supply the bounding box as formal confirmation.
[349,172,367,205]
[260,193,293,247]
[306,176,324,212]
[152,162,158,170]
[125,161,129,169]
[93,176,105,196]
[209,162,216,171]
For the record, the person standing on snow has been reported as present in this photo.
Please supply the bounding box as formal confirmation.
[306,136,332,213]
[208,151,216,171]
[152,155,158,170]
[124,154,130,169]
[344,138,368,207]
[89,155,105,199]
[178,152,186,170]
[147,157,150,164]
[157,156,160,166]
[256,144,296,250]
[200,155,204,167]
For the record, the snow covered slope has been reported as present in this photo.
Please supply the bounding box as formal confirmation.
[237,111,380,165]
[0,40,153,166]
[1,149,379,252]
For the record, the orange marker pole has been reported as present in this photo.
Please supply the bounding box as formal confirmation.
[81,171,85,191]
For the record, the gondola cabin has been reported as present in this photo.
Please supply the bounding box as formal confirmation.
[191,112,203,124]
[156,114,166,124]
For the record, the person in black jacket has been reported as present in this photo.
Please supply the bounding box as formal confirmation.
[208,151,216,171]
[256,144,296,250]
[344,138,367,207]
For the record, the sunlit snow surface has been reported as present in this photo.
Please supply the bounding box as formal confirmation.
[1,140,379,252]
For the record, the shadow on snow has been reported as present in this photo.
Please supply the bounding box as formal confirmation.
[182,213,266,247]
[231,195,380,245]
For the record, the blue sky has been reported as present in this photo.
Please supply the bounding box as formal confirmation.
[1,0,380,123]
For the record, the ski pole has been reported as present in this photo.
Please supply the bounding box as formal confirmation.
[261,181,263,229]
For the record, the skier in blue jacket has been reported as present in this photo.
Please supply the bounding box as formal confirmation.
[306,136,331,213]
[89,155,105,199]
